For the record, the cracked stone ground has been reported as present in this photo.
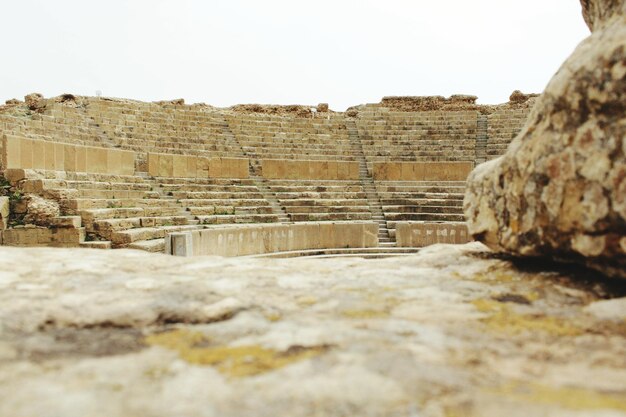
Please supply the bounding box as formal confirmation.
[0,242,625,417]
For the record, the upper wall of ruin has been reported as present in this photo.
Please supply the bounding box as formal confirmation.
[0,91,539,118]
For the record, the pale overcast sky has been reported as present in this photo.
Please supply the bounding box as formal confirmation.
[1,0,589,110]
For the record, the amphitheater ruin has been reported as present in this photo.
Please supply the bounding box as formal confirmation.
[0,91,537,257]
[2,0,626,414]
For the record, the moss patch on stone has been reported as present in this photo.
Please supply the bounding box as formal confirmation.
[341,308,390,319]
[472,299,582,336]
[495,382,626,411]
[145,329,327,377]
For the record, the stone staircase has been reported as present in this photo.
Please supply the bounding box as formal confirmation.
[226,118,290,223]
[474,114,488,164]
[346,119,395,247]
[247,164,290,223]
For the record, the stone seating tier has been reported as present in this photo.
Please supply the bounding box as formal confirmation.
[266,179,372,223]
[355,110,479,165]
[227,113,352,162]
[8,169,282,251]
[374,180,466,238]
[0,95,534,251]
[486,108,531,157]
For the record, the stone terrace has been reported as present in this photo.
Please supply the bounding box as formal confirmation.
[0,92,536,252]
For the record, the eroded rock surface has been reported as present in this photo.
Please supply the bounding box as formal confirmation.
[23,194,60,226]
[464,0,626,279]
[0,244,625,417]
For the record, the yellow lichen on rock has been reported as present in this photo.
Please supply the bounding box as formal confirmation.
[494,382,626,411]
[341,308,390,319]
[472,299,583,336]
[145,329,327,377]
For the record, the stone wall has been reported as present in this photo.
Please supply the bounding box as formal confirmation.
[1,226,85,248]
[147,153,249,178]
[395,221,471,247]
[2,134,135,176]
[261,159,360,180]
[372,162,473,181]
[169,221,379,257]
[1,93,536,170]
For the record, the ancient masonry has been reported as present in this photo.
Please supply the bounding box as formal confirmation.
[0,92,536,255]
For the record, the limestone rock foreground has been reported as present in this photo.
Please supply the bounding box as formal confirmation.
[0,244,625,416]
[464,0,626,279]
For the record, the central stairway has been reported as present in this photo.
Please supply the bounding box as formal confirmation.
[346,119,395,247]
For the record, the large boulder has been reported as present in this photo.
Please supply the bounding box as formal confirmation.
[464,0,626,279]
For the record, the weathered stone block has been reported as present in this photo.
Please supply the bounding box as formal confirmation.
[296,160,310,180]
[401,162,413,181]
[147,153,159,177]
[75,146,87,173]
[208,158,222,178]
[187,156,197,178]
[19,138,34,169]
[348,162,360,180]
[319,161,330,180]
[372,163,386,180]
[54,143,65,171]
[2,135,21,169]
[158,154,173,177]
[261,160,276,179]
[120,151,135,176]
[107,150,123,175]
[233,158,249,178]
[337,162,350,180]
[63,145,76,172]
[32,140,45,170]
[328,161,340,180]
[197,157,210,178]
[172,154,187,178]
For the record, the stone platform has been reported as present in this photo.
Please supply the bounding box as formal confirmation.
[0,243,624,416]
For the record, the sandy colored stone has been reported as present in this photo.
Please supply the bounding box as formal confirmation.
[464,0,626,279]
[0,243,624,417]
[23,194,60,226]
[24,92,45,111]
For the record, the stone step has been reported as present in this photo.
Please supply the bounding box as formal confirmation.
[179,199,271,207]
[275,192,367,199]
[172,191,265,200]
[270,186,364,193]
[79,240,112,250]
[76,189,150,199]
[49,216,82,229]
[111,224,205,245]
[383,205,463,214]
[280,199,368,207]
[379,242,397,248]
[160,184,260,193]
[157,178,257,186]
[64,181,152,191]
[128,238,166,253]
[284,206,371,214]
[384,213,466,222]
[247,247,419,259]
[288,213,372,222]
[375,186,466,193]
[381,198,463,207]
[93,216,190,238]
[197,214,280,225]
[187,206,273,216]
[63,198,181,211]
[80,208,146,223]
[385,218,468,230]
